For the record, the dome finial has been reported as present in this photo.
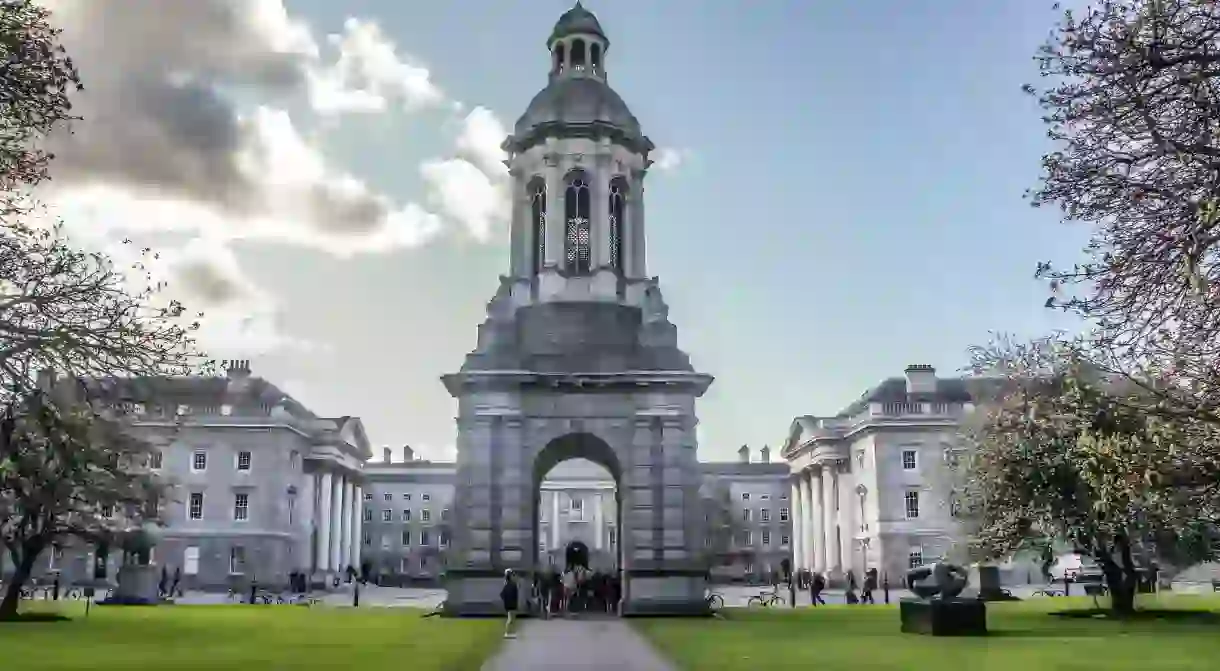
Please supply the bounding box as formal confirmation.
[550,2,607,45]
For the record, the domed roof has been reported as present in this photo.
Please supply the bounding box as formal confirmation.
[549,2,606,44]
[513,76,641,138]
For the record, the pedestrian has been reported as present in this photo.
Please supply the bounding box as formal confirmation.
[810,572,826,606]
[861,568,877,605]
[501,569,519,639]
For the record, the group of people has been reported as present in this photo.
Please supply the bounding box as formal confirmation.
[500,564,622,638]
[792,567,880,606]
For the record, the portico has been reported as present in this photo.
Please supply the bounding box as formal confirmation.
[305,455,365,581]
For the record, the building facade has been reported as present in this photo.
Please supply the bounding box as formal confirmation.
[2,361,371,591]
[782,365,972,585]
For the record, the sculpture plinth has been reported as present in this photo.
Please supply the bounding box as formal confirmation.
[899,598,988,636]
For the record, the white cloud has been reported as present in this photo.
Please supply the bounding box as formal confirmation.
[652,147,691,172]
[309,18,445,116]
[419,106,512,241]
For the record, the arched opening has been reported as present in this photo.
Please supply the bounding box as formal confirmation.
[533,433,622,615]
[553,42,566,73]
[590,43,602,74]
[528,176,546,274]
[570,39,587,70]
[608,176,627,273]
[563,171,591,275]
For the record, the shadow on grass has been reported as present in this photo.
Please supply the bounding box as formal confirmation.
[1049,608,1220,623]
[0,612,73,624]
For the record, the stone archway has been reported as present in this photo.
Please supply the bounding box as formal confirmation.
[531,432,623,578]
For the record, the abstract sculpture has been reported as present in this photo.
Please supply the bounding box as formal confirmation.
[906,562,968,600]
[899,561,987,636]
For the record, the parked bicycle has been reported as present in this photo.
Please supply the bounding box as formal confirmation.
[746,587,784,608]
[706,591,725,612]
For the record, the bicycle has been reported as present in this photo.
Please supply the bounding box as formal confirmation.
[706,591,725,612]
[746,589,784,608]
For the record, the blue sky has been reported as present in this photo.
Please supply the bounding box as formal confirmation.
[49,0,1089,461]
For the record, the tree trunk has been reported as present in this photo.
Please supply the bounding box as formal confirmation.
[1096,546,1136,616]
[0,547,39,620]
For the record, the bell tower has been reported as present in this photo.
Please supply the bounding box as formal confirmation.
[442,3,712,618]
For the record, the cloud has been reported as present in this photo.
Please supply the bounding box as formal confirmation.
[652,147,691,173]
[309,18,445,115]
[420,107,511,241]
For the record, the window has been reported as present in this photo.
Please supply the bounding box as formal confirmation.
[363,533,370,546]
[383,493,392,502]
[233,493,249,521]
[363,508,372,522]
[188,492,204,520]
[761,509,770,523]
[760,494,770,501]
[904,491,920,519]
[530,178,546,274]
[382,509,392,522]
[149,450,163,470]
[236,451,252,471]
[191,451,207,472]
[288,493,296,524]
[400,557,411,573]
[570,497,583,517]
[741,509,751,522]
[741,531,753,546]
[402,509,411,522]
[289,451,299,470]
[420,530,430,546]
[781,535,790,546]
[563,173,591,274]
[909,549,924,569]
[422,493,431,502]
[363,492,372,501]
[184,546,200,575]
[441,508,450,521]
[401,531,410,546]
[609,528,617,546]
[101,504,114,519]
[421,509,431,523]
[403,493,412,501]
[762,531,771,546]
[608,177,626,272]
[779,507,789,522]
[229,546,245,574]
[380,535,390,550]
[780,492,788,500]
[902,449,918,470]
[440,529,450,547]
[742,492,750,501]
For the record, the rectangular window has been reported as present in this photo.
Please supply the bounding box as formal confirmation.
[184,546,200,575]
[149,450,163,470]
[609,527,617,546]
[421,509,431,523]
[909,550,924,569]
[744,531,753,546]
[404,493,411,501]
[233,493,249,521]
[229,546,245,574]
[781,535,790,546]
[402,509,411,522]
[236,451,252,471]
[422,493,430,502]
[762,531,771,546]
[441,508,450,521]
[382,509,392,522]
[363,508,372,522]
[101,504,114,519]
[363,533,370,546]
[741,493,750,501]
[760,494,770,501]
[440,530,450,547]
[420,530,430,546]
[400,557,410,573]
[401,531,410,546]
[902,449,918,470]
[363,492,372,501]
[383,493,392,501]
[904,491,920,519]
[188,492,204,520]
[192,451,207,472]
[761,509,770,523]
[380,535,390,550]
[779,507,789,522]
[741,509,751,522]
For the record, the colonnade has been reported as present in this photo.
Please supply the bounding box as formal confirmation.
[303,468,363,576]
[789,461,847,576]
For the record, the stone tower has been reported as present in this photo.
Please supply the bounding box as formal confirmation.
[441,2,713,616]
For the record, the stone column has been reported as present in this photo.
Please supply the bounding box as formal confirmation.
[594,491,604,550]
[790,476,804,570]
[496,416,529,569]
[352,484,363,572]
[543,153,564,268]
[301,471,316,571]
[550,490,561,549]
[802,470,817,572]
[592,156,610,268]
[813,470,826,571]
[821,467,836,574]
[317,471,333,573]
[329,473,344,573]
[628,170,647,278]
[341,479,355,571]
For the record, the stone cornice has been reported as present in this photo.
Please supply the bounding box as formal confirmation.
[442,370,713,397]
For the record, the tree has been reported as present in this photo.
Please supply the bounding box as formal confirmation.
[1028,0,1220,421]
[0,378,171,619]
[958,335,1220,615]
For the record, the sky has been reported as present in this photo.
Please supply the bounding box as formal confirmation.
[37,0,1088,462]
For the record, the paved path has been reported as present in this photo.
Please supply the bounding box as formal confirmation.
[481,618,676,671]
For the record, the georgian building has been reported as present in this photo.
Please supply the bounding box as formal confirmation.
[783,365,972,584]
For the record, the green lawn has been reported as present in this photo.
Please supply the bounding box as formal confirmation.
[0,604,503,670]
[635,595,1220,671]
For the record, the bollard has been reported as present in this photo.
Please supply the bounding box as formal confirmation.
[249,581,258,605]
[52,574,60,601]
[353,582,360,608]
[882,574,890,604]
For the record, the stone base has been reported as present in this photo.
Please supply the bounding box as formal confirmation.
[899,598,988,636]
[100,565,161,606]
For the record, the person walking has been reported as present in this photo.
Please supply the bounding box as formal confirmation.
[500,570,519,639]
[562,568,577,615]
[810,572,826,606]
[861,568,877,605]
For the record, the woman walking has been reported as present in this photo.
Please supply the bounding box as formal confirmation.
[501,569,519,639]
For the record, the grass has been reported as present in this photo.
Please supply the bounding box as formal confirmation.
[635,595,1220,671]
[0,603,503,670]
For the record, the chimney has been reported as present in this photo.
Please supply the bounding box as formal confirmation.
[382,447,392,463]
[904,364,937,395]
[760,445,770,463]
[738,445,750,463]
[402,445,415,462]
